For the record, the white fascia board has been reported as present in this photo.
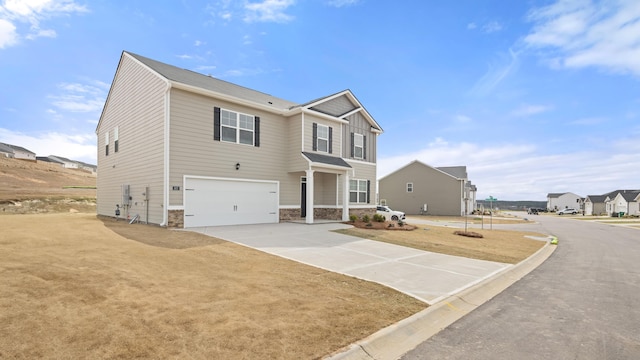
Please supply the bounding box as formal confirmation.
[301,108,350,125]
[171,81,293,116]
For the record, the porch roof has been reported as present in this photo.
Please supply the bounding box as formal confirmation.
[302,152,351,169]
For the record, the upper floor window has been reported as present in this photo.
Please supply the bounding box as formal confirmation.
[353,133,364,159]
[407,183,413,193]
[114,126,119,153]
[312,123,332,153]
[104,132,109,156]
[350,132,366,160]
[214,107,260,147]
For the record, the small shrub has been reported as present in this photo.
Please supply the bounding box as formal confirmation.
[388,223,395,228]
[373,214,385,222]
[397,220,404,227]
[365,222,373,227]
[349,214,358,222]
[362,214,370,223]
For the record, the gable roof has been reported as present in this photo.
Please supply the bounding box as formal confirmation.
[0,143,13,154]
[379,160,466,182]
[437,166,468,179]
[585,195,607,203]
[101,51,383,134]
[126,51,298,111]
[0,142,34,154]
[547,193,564,198]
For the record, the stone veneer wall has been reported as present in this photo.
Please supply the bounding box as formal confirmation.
[349,208,376,219]
[314,208,342,220]
[168,209,184,228]
[279,208,301,221]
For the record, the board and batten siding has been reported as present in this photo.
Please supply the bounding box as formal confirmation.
[168,89,291,207]
[343,112,377,163]
[97,54,167,225]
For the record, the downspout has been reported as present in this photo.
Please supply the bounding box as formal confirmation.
[160,81,172,226]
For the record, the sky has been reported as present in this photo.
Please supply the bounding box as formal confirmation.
[1,0,639,201]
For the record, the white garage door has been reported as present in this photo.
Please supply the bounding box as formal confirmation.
[184,177,278,228]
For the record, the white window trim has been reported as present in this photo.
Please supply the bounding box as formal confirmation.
[221,109,255,146]
[354,133,364,159]
[350,179,368,204]
[114,126,119,153]
[316,124,329,153]
[407,182,413,193]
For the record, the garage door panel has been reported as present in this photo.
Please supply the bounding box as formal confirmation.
[184,178,278,228]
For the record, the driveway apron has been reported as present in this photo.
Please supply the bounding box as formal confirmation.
[187,222,511,304]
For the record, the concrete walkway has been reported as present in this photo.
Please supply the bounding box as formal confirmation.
[187,222,511,305]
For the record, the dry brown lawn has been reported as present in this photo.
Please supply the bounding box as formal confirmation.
[335,225,546,264]
[410,214,532,225]
[0,213,426,359]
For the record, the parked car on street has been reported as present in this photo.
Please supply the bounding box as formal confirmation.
[558,208,578,215]
[376,205,406,221]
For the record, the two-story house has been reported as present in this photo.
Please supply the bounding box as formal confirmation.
[378,160,476,216]
[96,51,382,228]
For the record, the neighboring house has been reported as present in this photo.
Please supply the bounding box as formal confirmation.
[584,195,607,216]
[0,143,13,158]
[378,160,475,216]
[37,156,65,166]
[605,190,640,216]
[48,155,79,169]
[0,142,36,160]
[546,192,582,212]
[96,51,382,228]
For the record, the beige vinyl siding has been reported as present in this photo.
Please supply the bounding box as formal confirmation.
[345,160,377,206]
[309,94,356,116]
[168,89,290,206]
[343,112,377,163]
[313,172,338,205]
[96,54,166,224]
[286,114,307,174]
[379,162,463,216]
[303,113,342,155]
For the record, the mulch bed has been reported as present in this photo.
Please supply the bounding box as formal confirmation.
[346,221,417,230]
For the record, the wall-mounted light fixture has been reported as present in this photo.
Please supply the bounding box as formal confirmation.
[235,162,240,170]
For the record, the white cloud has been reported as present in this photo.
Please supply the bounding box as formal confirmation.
[469,48,520,96]
[378,137,640,200]
[49,81,107,113]
[569,117,606,125]
[454,114,472,123]
[244,0,295,23]
[327,0,360,7]
[524,0,640,76]
[0,0,87,47]
[0,128,96,163]
[510,104,554,117]
[467,22,477,30]
[0,18,17,48]
[483,21,503,33]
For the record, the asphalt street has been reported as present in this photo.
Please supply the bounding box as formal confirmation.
[402,213,640,360]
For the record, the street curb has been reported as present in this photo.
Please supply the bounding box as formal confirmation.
[325,238,557,360]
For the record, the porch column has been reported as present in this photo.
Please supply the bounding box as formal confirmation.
[306,169,315,224]
[342,172,350,221]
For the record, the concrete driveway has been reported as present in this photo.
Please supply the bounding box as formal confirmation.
[188,222,511,305]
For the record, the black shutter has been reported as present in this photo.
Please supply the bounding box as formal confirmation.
[312,123,318,151]
[366,180,371,204]
[328,127,333,154]
[350,132,354,157]
[213,107,221,141]
[254,116,260,147]
[363,135,366,160]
